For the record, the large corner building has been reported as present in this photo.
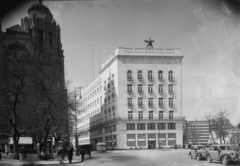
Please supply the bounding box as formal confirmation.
[76,47,185,150]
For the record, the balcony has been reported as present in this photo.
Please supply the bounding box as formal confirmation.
[138,77,143,81]
[127,77,133,81]
[159,104,165,108]
[127,90,133,94]
[148,77,154,82]
[158,91,164,95]
[148,104,154,108]
[158,77,164,82]
[169,104,175,108]
[168,90,174,95]
[138,104,144,108]
[138,91,143,94]
[168,77,175,82]
[128,104,134,108]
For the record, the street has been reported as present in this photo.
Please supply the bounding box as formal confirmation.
[1,148,240,166]
[80,149,240,166]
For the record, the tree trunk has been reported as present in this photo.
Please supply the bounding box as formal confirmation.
[13,135,19,159]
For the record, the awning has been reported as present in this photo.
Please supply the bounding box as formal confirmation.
[8,137,33,145]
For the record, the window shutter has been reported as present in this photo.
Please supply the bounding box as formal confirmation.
[173,72,175,80]
[173,85,175,92]
[163,99,165,107]
[173,99,175,107]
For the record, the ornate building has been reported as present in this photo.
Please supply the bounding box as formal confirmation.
[0,0,67,153]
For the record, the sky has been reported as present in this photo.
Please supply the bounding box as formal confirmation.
[1,0,240,125]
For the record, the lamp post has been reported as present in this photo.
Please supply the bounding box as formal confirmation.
[74,87,82,155]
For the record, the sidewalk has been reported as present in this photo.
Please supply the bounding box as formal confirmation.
[0,153,91,166]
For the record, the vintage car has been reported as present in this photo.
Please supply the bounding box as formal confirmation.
[206,144,240,165]
[189,145,207,160]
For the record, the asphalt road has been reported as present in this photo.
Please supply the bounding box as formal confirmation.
[81,149,240,166]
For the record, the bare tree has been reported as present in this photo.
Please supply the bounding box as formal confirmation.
[205,113,215,144]
[0,51,39,159]
[213,110,232,144]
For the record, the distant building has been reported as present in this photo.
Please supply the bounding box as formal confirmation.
[188,120,210,145]
[76,47,185,149]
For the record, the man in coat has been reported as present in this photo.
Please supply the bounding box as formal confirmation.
[67,146,74,164]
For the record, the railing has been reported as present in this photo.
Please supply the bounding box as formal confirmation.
[101,47,181,70]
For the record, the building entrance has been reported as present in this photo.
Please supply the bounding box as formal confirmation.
[148,141,156,149]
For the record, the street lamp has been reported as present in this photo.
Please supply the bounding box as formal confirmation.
[74,87,82,156]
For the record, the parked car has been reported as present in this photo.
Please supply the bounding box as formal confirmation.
[206,144,240,165]
[189,145,207,160]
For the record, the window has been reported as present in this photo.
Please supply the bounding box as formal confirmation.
[159,111,164,119]
[149,111,153,119]
[158,71,163,80]
[127,70,132,80]
[148,84,153,93]
[138,111,143,120]
[137,123,145,130]
[148,98,154,107]
[169,98,174,107]
[112,93,115,98]
[148,70,153,80]
[128,98,133,107]
[112,106,115,111]
[138,70,143,80]
[169,111,173,119]
[168,85,174,94]
[138,84,143,93]
[147,123,155,130]
[127,84,132,93]
[138,98,143,107]
[105,127,108,133]
[104,81,106,90]
[158,123,166,130]
[104,110,107,114]
[108,77,110,88]
[109,126,112,132]
[158,84,164,94]
[128,111,133,120]
[113,113,115,119]
[158,98,164,107]
[127,134,136,146]
[108,95,111,101]
[168,123,176,129]
[113,125,116,131]
[108,108,111,113]
[127,123,135,130]
[168,71,174,81]
[112,74,114,85]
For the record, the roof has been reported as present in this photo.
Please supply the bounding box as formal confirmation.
[6,25,27,33]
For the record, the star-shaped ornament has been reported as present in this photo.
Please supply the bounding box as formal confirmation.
[144,37,155,48]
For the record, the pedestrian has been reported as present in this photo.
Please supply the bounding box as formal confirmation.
[80,148,85,162]
[56,147,66,166]
[67,146,74,164]
[22,146,27,161]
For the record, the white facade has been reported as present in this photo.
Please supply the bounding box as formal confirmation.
[75,47,185,149]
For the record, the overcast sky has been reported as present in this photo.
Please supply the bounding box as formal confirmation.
[1,0,240,125]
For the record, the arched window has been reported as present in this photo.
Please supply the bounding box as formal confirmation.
[148,70,153,80]
[158,71,163,80]
[104,81,106,90]
[138,70,143,80]
[112,74,114,85]
[127,70,132,80]
[168,71,174,81]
